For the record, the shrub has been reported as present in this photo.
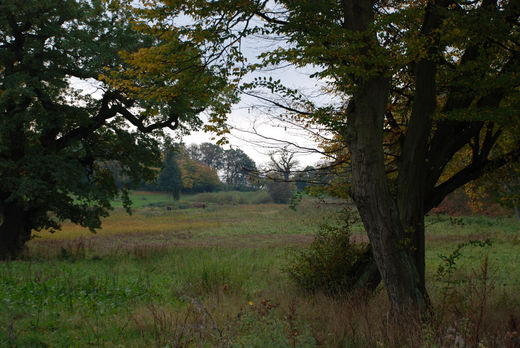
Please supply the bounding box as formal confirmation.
[266,181,296,204]
[285,209,378,295]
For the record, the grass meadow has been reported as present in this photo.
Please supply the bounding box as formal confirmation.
[1,191,520,347]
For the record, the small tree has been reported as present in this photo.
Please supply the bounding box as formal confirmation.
[158,151,183,200]
[264,147,300,202]
[179,158,221,193]
[268,147,299,182]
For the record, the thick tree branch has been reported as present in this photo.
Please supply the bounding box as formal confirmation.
[111,104,181,132]
[426,146,520,213]
[55,91,118,150]
[254,10,288,26]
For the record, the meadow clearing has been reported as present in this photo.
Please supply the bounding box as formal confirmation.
[1,191,520,347]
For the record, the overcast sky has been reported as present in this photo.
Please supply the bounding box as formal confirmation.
[73,9,332,170]
[183,34,334,169]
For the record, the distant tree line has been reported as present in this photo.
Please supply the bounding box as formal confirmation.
[188,143,259,191]
[137,142,259,198]
[108,141,340,203]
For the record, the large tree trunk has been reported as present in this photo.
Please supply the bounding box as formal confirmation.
[339,0,440,317]
[0,203,33,260]
[399,209,428,306]
[396,57,437,304]
[344,76,427,317]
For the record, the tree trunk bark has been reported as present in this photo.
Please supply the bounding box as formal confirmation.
[344,76,427,317]
[397,58,436,304]
[0,203,33,260]
[401,211,429,305]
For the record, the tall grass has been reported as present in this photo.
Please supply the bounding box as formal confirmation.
[3,246,519,347]
[2,202,520,346]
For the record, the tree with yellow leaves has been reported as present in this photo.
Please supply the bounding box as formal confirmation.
[117,0,520,320]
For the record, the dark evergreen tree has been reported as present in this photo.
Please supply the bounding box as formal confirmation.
[158,151,183,200]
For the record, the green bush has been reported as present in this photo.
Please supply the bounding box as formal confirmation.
[266,181,296,204]
[285,210,376,294]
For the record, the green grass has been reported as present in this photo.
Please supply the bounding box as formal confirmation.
[0,248,291,347]
[111,190,274,209]
[424,214,520,286]
[112,191,175,208]
[32,204,322,242]
[2,193,520,347]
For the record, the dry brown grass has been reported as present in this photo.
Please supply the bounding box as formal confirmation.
[32,203,322,240]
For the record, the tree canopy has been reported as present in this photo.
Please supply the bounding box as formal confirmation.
[188,143,226,171]
[0,0,236,258]
[187,142,258,191]
[143,0,520,318]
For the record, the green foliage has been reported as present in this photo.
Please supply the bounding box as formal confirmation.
[0,266,153,313]
[289,190,306,210]
[158,151,183,200]
[266,180,296,204]
[179,157,221,193]
[285,210,370,294]
[436,239,493,282]
[0,0,236,258]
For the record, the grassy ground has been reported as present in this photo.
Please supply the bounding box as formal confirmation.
[1,191,520,347]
